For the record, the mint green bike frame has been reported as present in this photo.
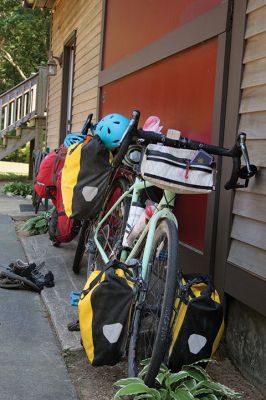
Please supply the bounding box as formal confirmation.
[94,176,178,282]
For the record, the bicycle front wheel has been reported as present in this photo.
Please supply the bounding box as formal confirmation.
[128,218,179,387]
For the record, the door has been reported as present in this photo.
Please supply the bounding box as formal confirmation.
[60,31,76,144]
[99,0,233,274]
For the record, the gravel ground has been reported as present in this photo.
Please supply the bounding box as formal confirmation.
[65,345,264,400]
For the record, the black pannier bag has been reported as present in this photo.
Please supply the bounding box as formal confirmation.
[62,135,112,220]
[167,273,224,372]
[78,263,134,366]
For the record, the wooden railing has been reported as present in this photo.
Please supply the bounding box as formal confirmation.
[0,66,47,137]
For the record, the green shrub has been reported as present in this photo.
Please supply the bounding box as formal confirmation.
[2,181,33,197]
[3,143,30,163]
[22,209,53,236]
[114,360,241,399]
[0,172,28,181]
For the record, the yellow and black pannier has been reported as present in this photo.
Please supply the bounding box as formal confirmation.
[168,273,224,371]
[78,262,133,366]
[61,135,112,220]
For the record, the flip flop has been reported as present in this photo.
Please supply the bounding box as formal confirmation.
[0,269,41,293]
[0,275,22,290]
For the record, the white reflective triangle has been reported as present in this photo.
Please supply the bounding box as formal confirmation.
[188,334,207,354]
[102,323,123,344]
[82,186,98,202]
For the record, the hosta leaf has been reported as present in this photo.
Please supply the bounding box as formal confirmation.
[134,395,154,399]
[35,219,47,228]
[159,388,168,400]
[197,381,241,397]
[183,379,197,390]
[187,365,211,380]
[156,372,166,385]
[138,365,149,379]
[149,388,161,399]
[169,371,190,386]
[115,377,144,388]
[182,366,206,382]
[140,359,151,366]
[114,383,150,398]
[173,388,194,399]
[192,388,213,396]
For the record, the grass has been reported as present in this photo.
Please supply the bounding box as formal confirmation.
[0,172,29,182]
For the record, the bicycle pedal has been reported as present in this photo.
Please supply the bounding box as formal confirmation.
[70,291,81,306]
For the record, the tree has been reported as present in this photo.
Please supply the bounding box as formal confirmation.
[0,0,50,94]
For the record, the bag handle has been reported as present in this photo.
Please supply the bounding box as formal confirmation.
[177,271,215,303]
[80,260,133,298]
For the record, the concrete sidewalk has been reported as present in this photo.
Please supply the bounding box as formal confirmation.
[0,214,78,400]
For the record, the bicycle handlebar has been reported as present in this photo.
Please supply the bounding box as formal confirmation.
[112,110,257,190]
[80,113,93,135]
[112,110,140,168]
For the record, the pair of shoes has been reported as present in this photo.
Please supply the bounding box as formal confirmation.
[67,319,80,331]
[7,260,54,290]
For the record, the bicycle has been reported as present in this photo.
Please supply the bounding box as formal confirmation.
[86,110,257,386]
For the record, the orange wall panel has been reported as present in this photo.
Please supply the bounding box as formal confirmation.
[101,39,218,250]
[103,0,221,68]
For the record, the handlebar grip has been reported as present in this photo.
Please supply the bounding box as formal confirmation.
[81,113,93,135]
[112,110,140,168]
[137,129,166,144]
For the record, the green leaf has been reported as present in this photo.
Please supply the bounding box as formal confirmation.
[192,388,213,396]
[156,372,166,386]
[182,366,207,382]
[115,377,144,388]
[138,365,150,379]
[159,389,168,400]
[140,358,151,366]
[196,381,241,397]
[134,395,154,399]
[35,219,47,228]
[183,379,197,390]
[114,383,151,398]
[168,371,190,386]
[173,388,194,400]
[149,388,161,400]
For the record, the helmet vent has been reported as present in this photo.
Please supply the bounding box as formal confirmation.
[113,121,120,124]
[113,139,120,143]
[107,128,111,134]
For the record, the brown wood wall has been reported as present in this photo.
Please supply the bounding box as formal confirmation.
[228,0,266,278]
[46,0,102,149]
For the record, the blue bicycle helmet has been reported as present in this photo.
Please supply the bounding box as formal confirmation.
[95,114,130,149]
[64,133,87,149]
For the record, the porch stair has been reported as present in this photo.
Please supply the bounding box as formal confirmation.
[0,67,48,162]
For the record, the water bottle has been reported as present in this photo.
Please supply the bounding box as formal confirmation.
[126,203,155,247]
[122,204,144,247]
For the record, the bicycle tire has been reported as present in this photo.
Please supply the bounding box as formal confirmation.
[128,218,179,387]
[72,219,91,274]
[87,176,130,276]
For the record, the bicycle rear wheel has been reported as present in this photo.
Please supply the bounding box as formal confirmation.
[128,218,179,387]
[87,177,130,275]
[72,219,91,274]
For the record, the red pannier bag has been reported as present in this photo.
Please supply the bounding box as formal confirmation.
[34,145,66,203]
[48,170,81,245]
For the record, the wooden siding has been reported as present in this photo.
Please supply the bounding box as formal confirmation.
[229,0,266,279]
[46,0,102,149]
